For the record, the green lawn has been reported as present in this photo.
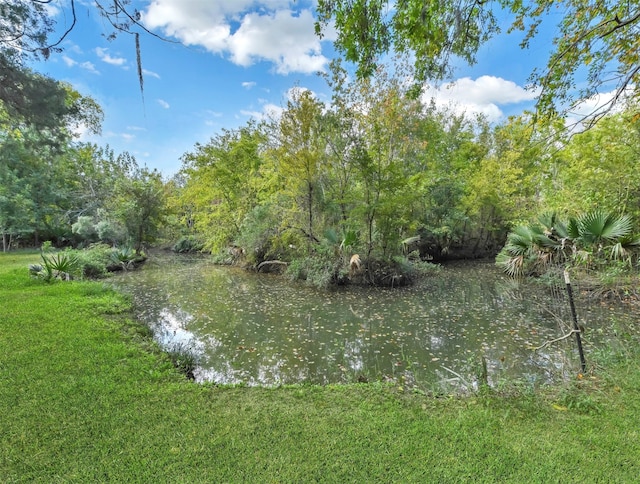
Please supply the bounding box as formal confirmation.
[1,252,639,482]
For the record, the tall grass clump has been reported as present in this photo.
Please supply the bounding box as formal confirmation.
[165,340,201,380]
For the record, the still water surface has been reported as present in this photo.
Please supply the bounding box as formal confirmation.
[111,254,635,389]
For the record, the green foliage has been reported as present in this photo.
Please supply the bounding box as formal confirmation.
[94,217,127,246]
[33,251,80,282]
[234,203,284,265]
[543,110,640,218]
[0,55,103,142]
[407,258,442,278]
[40,241,54,253]
[316,0,497,81]
[286,245,345,288]
[179,122,265,253]
[30,244,144,280]
[73,244,115,278]
[71,215,98,242]
[110,167,167,254]
[176,64,640,270]
[172,235,205,253]
[165,340,201,380]
[497,210,640,277]
[5,23,640,279]
[316,0,640,126]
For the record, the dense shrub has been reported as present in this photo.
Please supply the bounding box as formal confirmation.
[29,244,144,281]
[74,244,115,278]
[172,236,205,253]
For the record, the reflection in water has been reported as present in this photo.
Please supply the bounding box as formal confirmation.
[110,255,636,389]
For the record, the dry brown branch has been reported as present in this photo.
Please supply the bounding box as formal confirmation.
[532,329,580,351]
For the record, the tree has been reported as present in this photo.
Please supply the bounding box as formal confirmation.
[271,89,326,247]
[464,115,545,226]
[344,68,424,258]
[0,163,33,252]
[0,60,103,149]
[0,71,103,248]
[318,60,361,227]
[180,123,265,252]
[111,167,167,254]
[316,0,640,125]
[543,107,640,219]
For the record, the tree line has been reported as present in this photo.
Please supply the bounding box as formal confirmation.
[173,61,640,284]
[2,52,639,286]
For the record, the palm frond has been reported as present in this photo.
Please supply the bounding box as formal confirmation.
[579,211,632,244]
[566,217,581,240]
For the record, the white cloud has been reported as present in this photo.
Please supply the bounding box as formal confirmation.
[157,99,170,109]
[66,43,84,55]
[564,86,634,132]
[80,61,100,74]
[422,75,539,122]
[143,68,161,79]
[62,55,77,67]
[242,81,256,89]
[95,47,127,66]
[142,1,328,74]
[240,103,283,120]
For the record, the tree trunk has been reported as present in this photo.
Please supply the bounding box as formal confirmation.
[307,182,314,247]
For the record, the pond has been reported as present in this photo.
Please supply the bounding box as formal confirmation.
[110,254,637,390]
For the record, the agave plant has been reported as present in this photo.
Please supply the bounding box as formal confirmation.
[110,246,137,270]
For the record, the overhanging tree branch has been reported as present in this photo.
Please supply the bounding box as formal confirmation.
[599,10,640,38]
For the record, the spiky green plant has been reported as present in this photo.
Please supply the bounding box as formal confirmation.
[496,223,567,277]
[497,210,640,277]
[110,246,137,270]
[39,252,79,281]
[576,211,633,248]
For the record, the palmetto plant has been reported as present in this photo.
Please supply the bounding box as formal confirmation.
[575,211,634,251]
[496,213,568,277]
[34,252,80,281]
[497,210,639,277]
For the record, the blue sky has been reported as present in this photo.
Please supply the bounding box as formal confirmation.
[32,1,555,176]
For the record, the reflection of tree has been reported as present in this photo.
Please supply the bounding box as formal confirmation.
[114,256,635,386]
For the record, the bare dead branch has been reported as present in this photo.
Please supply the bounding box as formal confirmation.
[532,329,580,351]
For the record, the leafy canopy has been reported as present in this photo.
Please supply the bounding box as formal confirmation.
[316,0,640,124]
